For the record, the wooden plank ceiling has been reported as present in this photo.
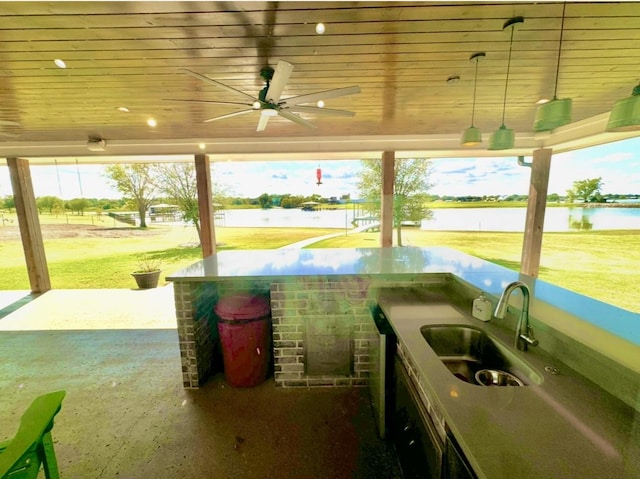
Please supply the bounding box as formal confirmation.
[0,1,639,160]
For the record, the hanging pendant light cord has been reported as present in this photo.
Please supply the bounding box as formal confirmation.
[553,2,567,99]
[500,25,516,126]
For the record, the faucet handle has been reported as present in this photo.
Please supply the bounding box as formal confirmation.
[520,328,539,347]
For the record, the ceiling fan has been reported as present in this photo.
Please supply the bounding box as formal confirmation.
[166,60,361,131]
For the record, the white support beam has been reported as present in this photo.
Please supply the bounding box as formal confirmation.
[520,148,553,278]
[381,151,395,248]
[7,157,51,293]
[3,114,637,164]
[195,154,216,258]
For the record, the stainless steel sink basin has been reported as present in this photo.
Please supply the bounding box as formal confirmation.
[420,324,542,386]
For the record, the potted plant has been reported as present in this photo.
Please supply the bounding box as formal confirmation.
[131,254,162,289]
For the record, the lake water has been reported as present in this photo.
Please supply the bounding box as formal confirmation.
[216,206,640,232]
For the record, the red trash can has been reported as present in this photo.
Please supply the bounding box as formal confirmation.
[215,293,271,387]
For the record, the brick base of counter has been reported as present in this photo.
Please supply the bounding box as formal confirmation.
[270,278,373,387]
[173,275,449,389]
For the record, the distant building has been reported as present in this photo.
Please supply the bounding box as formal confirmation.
[149,204,181,222]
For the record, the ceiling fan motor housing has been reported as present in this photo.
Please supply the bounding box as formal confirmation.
[260,66,275,82]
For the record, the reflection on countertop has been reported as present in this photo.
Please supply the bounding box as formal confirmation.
[167,247,640,349]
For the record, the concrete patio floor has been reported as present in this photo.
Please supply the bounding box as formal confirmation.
[0,286,401,478]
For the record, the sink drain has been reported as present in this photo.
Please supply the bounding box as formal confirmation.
[475,369,524,386]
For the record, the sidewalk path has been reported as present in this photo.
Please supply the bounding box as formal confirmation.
[279,222,379,249]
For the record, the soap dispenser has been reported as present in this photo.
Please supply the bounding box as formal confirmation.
[472,293,492,322]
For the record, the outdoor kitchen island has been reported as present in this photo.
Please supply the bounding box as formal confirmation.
[166,246,639,479]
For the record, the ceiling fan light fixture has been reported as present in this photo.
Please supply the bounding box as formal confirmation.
[533,97,573,131]
[533,3,572,132]
[606,83,640,132]
[461,52,485,146]
[252,101,261,109]
[488,124,515,150]
[262,108,278,117]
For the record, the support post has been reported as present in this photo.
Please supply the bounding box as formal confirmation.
[7,157,51,293]
[194,154,216,258]
[380,151,395,248]
[520,148,552,277]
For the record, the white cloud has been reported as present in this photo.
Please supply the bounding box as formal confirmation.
[429,157,530,196]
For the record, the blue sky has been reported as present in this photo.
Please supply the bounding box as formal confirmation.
[1,137,639,199]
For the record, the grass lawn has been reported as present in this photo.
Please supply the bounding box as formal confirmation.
[0,221,342,289]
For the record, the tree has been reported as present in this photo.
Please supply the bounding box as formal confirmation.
[66,198,89,215]
[104,164,157,227]
[567,177,603,203]
[357,158,433,246]
[258,193,272,209]
[154,163,202,243]
[36,195,64,214]
[2,195,15,210]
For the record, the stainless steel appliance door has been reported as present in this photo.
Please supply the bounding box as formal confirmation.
[369,305,396,439]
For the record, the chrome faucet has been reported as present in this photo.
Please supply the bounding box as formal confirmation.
[494,281,539,351]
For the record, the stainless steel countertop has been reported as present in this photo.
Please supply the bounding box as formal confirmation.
[378,290,640,479]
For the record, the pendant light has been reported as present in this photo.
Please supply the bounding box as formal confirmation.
[461,52,486,146]
[533,3,572,132]
[488,17,524,151]
[606,82,640,131]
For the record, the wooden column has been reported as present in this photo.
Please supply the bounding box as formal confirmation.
[7,157,51,293]
[380,151,395,248]
[520,148,552,277]
[194,154,216,258]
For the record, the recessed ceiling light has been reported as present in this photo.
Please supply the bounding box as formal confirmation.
[198,143,206,150]
[317,100,325,108]
[116,106,130,113]
[315,23,325,34]
[147,118,157,127]
[54,59,66,69]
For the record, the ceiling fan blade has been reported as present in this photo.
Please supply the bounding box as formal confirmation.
[281,86,361,107]
[278,109,316,129]
[203,109,256,123]
[256,111,272,132]
[163,98,254,107]
[289,105,355,117]
[180,68,258,102]
[264,60,294,103]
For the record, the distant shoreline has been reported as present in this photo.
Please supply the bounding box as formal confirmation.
[427,201,640,209]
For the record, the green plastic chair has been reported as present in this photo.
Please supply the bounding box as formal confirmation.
[0,391,66,479]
